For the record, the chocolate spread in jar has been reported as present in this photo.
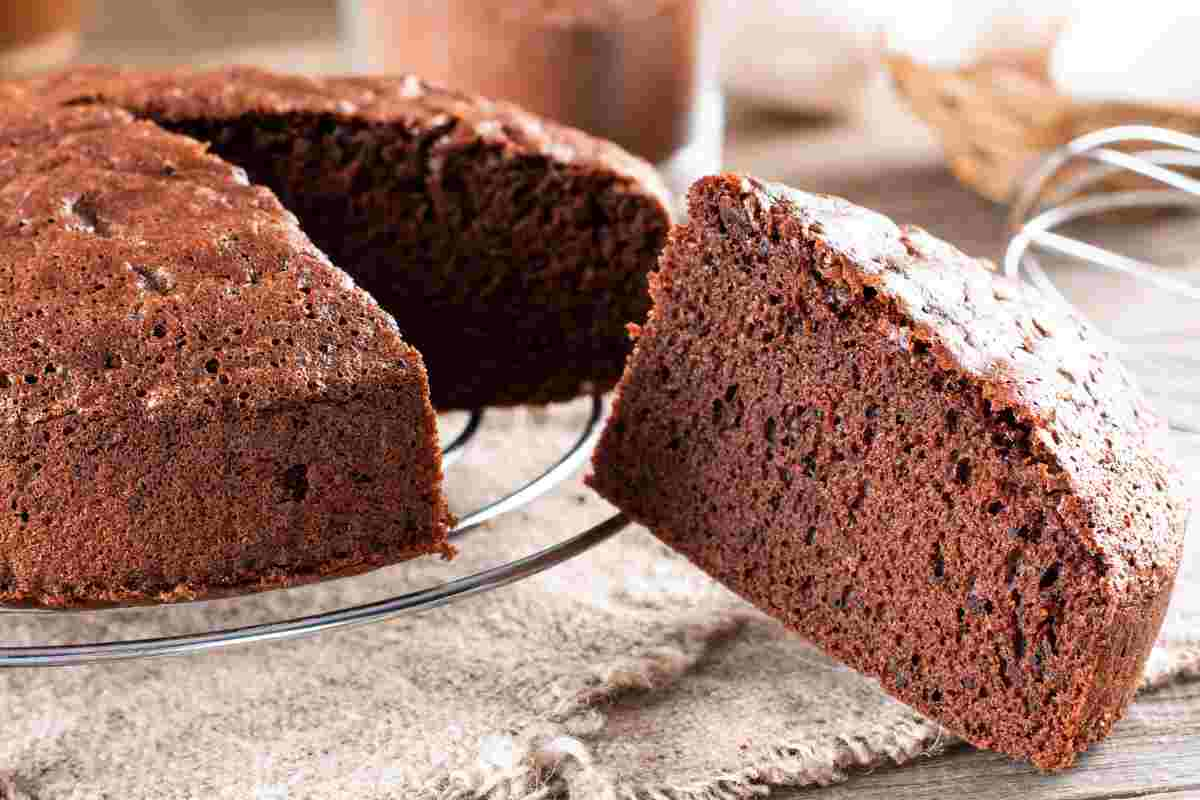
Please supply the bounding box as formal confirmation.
[348,0,704,165]
[0,0,84,75]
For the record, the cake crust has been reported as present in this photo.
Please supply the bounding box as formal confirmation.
[0,102,452,607]
[589,174,1188,769]
[0,64,670,199]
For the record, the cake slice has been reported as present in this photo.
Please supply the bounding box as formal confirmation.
[0,103,451,607]
[588,175,1189,769]
[1,66,672,410]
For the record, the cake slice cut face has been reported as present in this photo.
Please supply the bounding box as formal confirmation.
[589,175,1188,769]
[2,66,672,410]
[0,104,452,607]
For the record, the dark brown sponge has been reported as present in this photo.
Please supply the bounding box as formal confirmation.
[0,103,452,607]
[2,66,672,409]
[589,174,1189,770]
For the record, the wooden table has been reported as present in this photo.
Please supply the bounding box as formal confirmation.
[73,4,1200,796]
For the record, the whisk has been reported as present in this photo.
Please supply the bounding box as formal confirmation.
[1005,125,1200,434]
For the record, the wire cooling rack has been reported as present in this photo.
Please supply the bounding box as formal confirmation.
[4,125,1197,667]
[0,396,632,667]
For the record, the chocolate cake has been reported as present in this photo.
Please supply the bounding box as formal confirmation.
[589,175,1189,769]
[2,66,672,409]
[0,102,452,607]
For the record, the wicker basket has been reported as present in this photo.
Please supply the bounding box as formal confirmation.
[887,49,1200,204]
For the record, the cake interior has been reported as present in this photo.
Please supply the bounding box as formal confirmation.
[152,113,665,409]
[589,181,1116,767]
[4,375,450,606]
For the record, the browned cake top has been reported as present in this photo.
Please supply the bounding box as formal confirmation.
[0,64,671,215]
[727,175,1186,597]
[0,101,421,431]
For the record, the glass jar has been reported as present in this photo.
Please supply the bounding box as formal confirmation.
[0,0,85,75]
[341,0,723,208]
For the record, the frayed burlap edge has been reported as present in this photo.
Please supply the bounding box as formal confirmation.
[413,610,949,800]
[415,613,752,800]
[417,628,1200,800]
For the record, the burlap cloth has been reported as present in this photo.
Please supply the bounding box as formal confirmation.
[0,399,1196,799]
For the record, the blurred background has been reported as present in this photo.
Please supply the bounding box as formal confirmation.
[0,1,1084,197]
[1,0,1189,184]
[1,0,340,73]
[2,0,1189,195]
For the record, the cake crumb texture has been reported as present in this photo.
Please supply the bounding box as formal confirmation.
[589,174,1189,770]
